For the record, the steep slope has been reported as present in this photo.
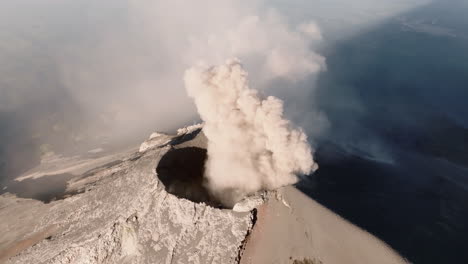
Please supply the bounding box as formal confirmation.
[1,127,407,264]
[1,129,253,264]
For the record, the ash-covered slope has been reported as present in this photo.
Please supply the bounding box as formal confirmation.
[0,128,254,264]
[0,126,407,264]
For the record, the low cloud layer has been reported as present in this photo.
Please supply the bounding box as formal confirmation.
[0,0,325,144]
[0,0,429,182]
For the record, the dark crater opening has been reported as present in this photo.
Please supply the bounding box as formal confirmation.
[156,147,222,207]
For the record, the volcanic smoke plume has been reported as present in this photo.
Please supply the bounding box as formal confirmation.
[185,59,318,206]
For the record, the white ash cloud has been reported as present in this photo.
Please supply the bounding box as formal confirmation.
[0,0,327,143]
[0,0,327,183]
[185,60,319,206]
[56,0,326,139]
[182,8,325,83]
[0,0,432,188]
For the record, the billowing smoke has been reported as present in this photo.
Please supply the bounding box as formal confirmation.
[0,0,325,182]
[0,0,428,184]
[185,60,319,206]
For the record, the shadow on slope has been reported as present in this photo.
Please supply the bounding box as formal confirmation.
[299,2,468,264]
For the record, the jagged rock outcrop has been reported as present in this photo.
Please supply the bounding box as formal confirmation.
[1,129,254,264]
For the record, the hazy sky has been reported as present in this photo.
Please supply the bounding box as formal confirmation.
[0,0,435,180]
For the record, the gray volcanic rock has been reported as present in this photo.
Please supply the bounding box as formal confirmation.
[1,126,407,264]
[1,129,254,264]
